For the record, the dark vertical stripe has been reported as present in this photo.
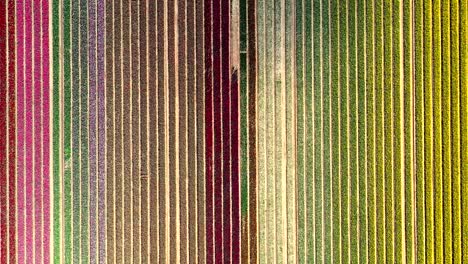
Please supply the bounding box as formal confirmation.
[113,0,123,260]
[25,0,34,262]
[148,0,158,261]
[422,0,434,261]
[285,0,296,259]
[273,0,284,258]
[221,0,231,261]
[365,0,376,261]
[130,0,141,262]
[313,0,323,260]
[295,0,305,261]
[322,0,332,260]
[52,0,61,261]
[167,0,177,260]
[392,0,404,261]
[122,0,132,260]
[461,0,468,261]
[96,0,106,261]
[80,0,90,259]
[204,0,214,261]
[239,0,248,259]
[187,0,198,262]
[156,0,166,260]
[71,0,81,259]
[88,0,98,261]
[304,0,314,259]
[178,0,188,261]
[33,0,43,259]
[212,0,223,261]
[265,0,276,259]
[403,0,415,261]
[383,0,394,261]
[247,0,257,261]
[231,69,241,263]
[348,0,358,260]
[139,1,149,262]
[105,0,115,262]
[195,0,206,261]
[239,45,248,264]
[374,0,386,261]
[414,0,426,262]
[422,0,435,261]
[16,0,26,261]
[0,0,7,261]
[432,1,443,261]
[449,0,461,262]
[441,0,452,262]
[301,0,311,259]
[62,0,72,260]
[7,0,16,262]
[339,0,350,261]
[330,0,341,261]
[41,0,51,260]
